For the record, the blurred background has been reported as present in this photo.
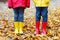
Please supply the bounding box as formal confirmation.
[0,0,60,40]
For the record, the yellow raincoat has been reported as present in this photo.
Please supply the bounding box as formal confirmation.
[33,0,50,7]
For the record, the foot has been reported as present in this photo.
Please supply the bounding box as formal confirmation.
[34,30,40,35]
[15,29,19,34]
[19,30,23,34]
[41,29,46,35]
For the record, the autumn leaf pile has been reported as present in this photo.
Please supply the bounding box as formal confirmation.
[0,1,60,40]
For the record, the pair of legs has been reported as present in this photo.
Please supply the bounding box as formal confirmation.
[35,7,48,34]
[13,7,24,34]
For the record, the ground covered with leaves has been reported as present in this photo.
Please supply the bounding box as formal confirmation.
[0,0,60,40]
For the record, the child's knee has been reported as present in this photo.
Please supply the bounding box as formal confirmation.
[36,15,41,21]
[42,16,48,22]
[18,14,24,22]
[14,14,18,21]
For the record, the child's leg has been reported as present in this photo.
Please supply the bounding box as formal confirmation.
[34,7,41,34]
[18,7,24,34]
[13,8,19,34]
[41,7,48,34]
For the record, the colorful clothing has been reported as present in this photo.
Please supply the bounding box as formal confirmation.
[8,0,30,8]
[13,7,24,22]
[33,0,50,7]
[33,0,50,34]
[8,0,30,34]
[36,7,48,22]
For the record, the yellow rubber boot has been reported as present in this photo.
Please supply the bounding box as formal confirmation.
[14,22,19,34]
[19,22,23,34]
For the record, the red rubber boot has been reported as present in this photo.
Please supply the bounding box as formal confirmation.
[42,22,47,34]
[34,21,40,34]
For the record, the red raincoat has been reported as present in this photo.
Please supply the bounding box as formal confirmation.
[8,0,30,8]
